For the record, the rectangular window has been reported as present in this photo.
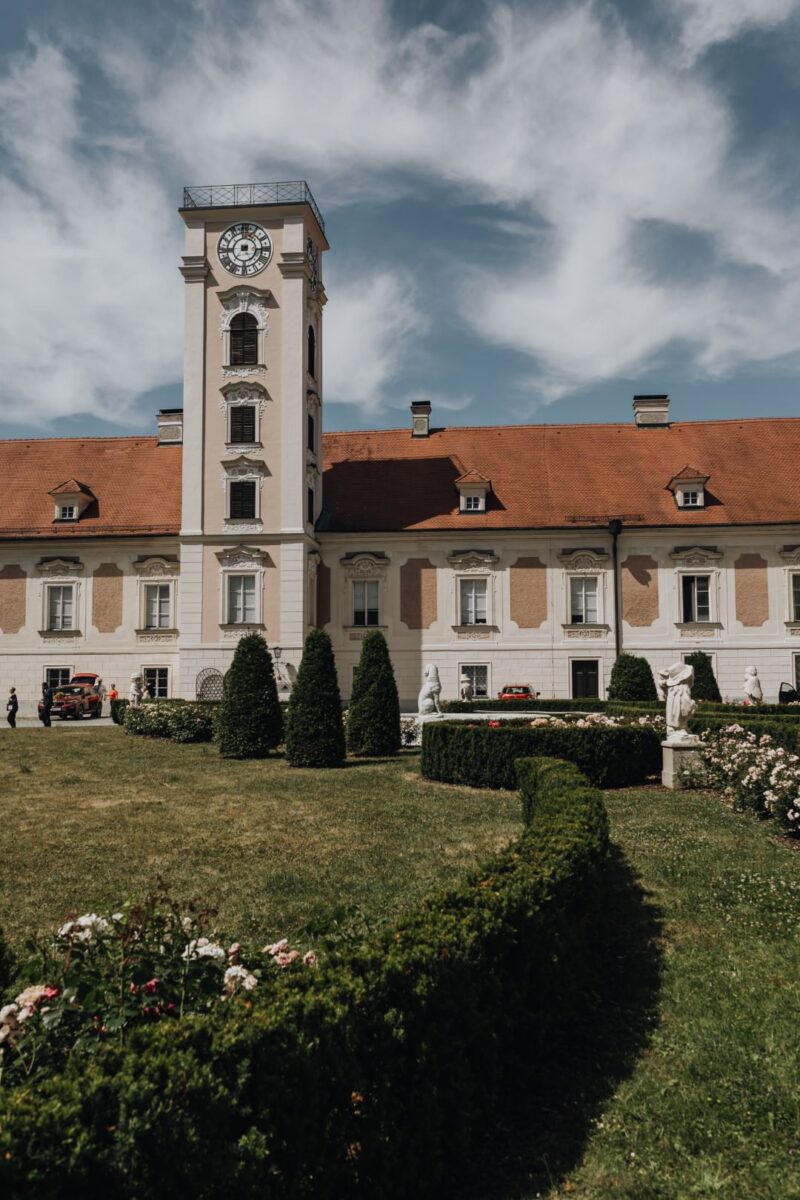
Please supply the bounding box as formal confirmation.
[229,406,256,443]
[58,505,76,520]
[681,491,701,507]
[227,574,256,624]
[464,495,482,511]
[792,574,800,621]
[307,412,315,453]
[682,574,711,622]
[143,667,169,699]
[47,585,73,630]
[570,576,598,624]
[144,583,171,629]
[353,580,379,627]
[45,666,71,690]
[461,663,488,698]
[459,577,487,625]
[307,486,315,527]
[229,480,256,519]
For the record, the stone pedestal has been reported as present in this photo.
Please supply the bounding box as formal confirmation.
[661,738,705,789]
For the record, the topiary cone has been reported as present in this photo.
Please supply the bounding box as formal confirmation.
[216,632,283,759]
[285,629,345,767]
[346,630,401,757]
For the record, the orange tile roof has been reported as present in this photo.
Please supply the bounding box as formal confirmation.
[320,418,800,532]
[0,438,181,539]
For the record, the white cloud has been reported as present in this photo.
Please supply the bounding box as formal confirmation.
[4,1,800,425]
[0,41,181,428]
[323,270,422,410]
[666,0,800,64]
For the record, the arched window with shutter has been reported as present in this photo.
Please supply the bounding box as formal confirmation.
[230,313,259,366]
[307,324,316,379]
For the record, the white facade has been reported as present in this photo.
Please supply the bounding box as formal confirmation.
[2,184,800,712]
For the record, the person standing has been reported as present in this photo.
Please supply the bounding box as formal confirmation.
[40,681,53,728]
[6,687,18,729]
[107,682,119,702]
[95,677,108,715]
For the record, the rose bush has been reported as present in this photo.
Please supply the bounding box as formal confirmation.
[0,896,316,1088]
[701,724,800,833]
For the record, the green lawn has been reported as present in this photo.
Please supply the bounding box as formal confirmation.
[480,788,800,1200]
[0,728,520,950]
[2,729,799,1199]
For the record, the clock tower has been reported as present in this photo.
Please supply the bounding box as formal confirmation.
[175,182,328,698]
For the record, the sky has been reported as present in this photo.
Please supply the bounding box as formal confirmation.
[2,0,800,439]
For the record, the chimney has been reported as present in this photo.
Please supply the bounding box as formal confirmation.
[632,394,670,428]
[157,409,184,445]
[410,399,431,438]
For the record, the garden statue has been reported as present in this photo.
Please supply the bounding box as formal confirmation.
[129,673,143,707]
[418,663,442,715]
[460,673,474,701]
[659,662,698,742]
[743,665,763,705]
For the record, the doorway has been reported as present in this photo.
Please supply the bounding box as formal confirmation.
[571,659,600,699]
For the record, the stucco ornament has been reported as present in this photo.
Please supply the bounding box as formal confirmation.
[460,673,474,701]
[659,663,698,742]
[743,665,763,705]
[129,674,143,707]
[418,663,443,715]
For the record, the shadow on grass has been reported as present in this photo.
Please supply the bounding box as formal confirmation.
[462,843,664,1199]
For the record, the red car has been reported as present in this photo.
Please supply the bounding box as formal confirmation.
[497,685,538,702]
[39,683,102,720]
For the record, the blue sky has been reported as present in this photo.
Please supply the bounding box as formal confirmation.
[2,0,800,439]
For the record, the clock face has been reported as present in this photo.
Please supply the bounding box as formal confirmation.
[306,236,319,293]
[217,223,273,277]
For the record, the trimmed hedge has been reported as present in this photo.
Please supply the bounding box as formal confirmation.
[124,701,216,744]
[216,632,283,759]
[346,630,401,757]
[0,760,608,1199]
[421,720,661,789]
[285,629,346,767]
[607,653,658,702]
[685,650,722,702]
[688,714,800,751]
[443,697,610,714]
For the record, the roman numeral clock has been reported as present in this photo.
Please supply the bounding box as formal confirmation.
[217,222,273,277]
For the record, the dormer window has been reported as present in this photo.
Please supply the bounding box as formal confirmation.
[48,479,94,523]
[455,469,491,514]
[667,466,709,511]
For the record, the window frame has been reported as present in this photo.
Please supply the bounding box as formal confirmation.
[46,583,75,631]
[228,404,257,445]
[228,479,257,520]
[226,573,258,625]
[58,505,77,521]
[569,575,599,625]
[790,572,800,622]
[352,579,380,628]
[44,666,72,690]
[228,312,260,367]
[459,662,490,699]
[681,572,712,623]
[458,576,489,626]
[141,666,170,699]
[143,582,172,630]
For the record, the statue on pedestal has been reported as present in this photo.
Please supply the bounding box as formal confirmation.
[418,663,442,716]
[459,673,474,702]
[743,665,763,705]
[658,662,698,742]
[129,673,143,707]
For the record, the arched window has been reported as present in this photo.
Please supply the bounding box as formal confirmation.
[307,324,316,379]
[230,313,259,366]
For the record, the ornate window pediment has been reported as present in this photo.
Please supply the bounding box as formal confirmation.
[134,556,179,579]
[557,549,609,572]
[447,549,499,573]
[220,456,268,488]
[669,546,722,567]
[36,557,83,578]
[215,544,267,571]
[340,552,389,580]
[780,546,800,566]
[219,381,269,413]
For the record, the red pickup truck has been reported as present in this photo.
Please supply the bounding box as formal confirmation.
[39,673,103,720]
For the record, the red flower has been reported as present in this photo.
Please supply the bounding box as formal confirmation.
[144,978,159,995]
[129,982,139,995]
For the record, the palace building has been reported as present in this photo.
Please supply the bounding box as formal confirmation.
[3,181,800,712]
